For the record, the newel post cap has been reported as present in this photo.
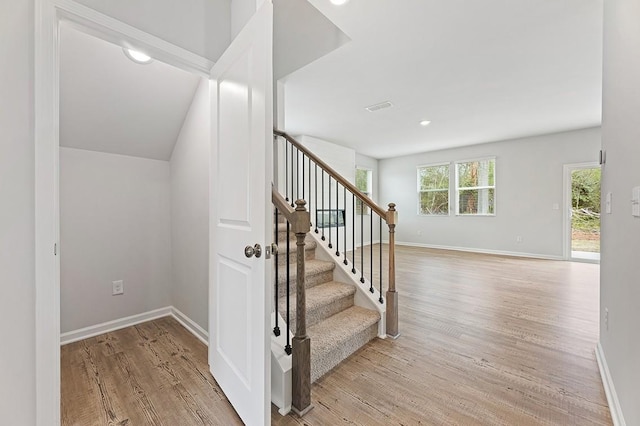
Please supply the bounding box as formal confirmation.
[386,203,397,225]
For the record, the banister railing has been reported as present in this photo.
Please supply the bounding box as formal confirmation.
[275,130,388,218]
[271,185,312,415]
[274,130,399,339]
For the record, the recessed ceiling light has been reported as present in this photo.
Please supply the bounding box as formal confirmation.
[123,48,153,64]
[420,120,431,126]
[330,0,349,5]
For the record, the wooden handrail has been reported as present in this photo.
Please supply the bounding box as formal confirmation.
[274,131,400,412]
[275,129,388,220]
[274,130,399,340]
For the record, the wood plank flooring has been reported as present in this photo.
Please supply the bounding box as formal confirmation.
[61,316,243,426]
[61,246,611,425]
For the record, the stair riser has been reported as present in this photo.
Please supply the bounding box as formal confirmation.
[276,245,315,266]
[310,322,378,383]
[277,230,314,242]
[282,293,355,335]
[276,269,334,299]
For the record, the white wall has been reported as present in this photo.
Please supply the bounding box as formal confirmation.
[356,153,381,244]
[231,0,257,40]
[231,0,266,39]
[379,127,601,258]
[170,78,210,331]
[601,0,640,423]
[356,153,379,205]
[60,148,172,332]
[75,0,231,61]
[0,1,36,423]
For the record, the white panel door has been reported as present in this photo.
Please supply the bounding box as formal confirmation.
[209,2,273,425]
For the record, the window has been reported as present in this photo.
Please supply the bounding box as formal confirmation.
[418,164,450,215]
[456,158,495,215]
[355,168,372,215]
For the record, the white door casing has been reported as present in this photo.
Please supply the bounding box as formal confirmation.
[208,3,273,426]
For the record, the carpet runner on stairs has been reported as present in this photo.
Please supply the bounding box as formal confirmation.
[276,220,380,383]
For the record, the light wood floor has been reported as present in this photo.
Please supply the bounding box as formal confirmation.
[61,246,611,425]
[61,316,243,425]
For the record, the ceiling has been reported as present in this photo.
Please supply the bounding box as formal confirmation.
[60,25,201,161]
[282,0,603,159]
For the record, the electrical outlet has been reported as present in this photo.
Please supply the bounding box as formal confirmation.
[605,308,609,331]
[112,280,124,296]
[516,236,523,243]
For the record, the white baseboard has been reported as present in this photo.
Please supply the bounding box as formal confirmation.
[354,239,381,249]
[396,241,564,261]
[60,306,172,345]
[60,306,209,347]
[170,307,208,346]
[596,342,627,426]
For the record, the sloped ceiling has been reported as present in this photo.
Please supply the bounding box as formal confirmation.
[283,0,603,159]
[60,25,201,161]
[273,0,350,80]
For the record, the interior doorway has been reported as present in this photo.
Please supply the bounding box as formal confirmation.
[34,2,218,422]
[58,20,214,425]
[565,163,601,262]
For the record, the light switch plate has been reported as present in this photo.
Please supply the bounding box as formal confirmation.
[633,187,640,217]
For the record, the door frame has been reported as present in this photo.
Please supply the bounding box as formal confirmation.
[563,161,601,261]
[34,1,214,423]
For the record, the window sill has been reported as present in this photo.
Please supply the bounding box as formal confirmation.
[455,213,496,217]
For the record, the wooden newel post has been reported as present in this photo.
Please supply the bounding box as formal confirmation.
[386,203,400,339]
[291,199,312,416]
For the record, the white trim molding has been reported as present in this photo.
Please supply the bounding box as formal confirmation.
[396,241,564,261]
[53,0,214,76]
[60,307,172,345]
[596,342,627,426]
[60,306,209,347]
[171,307,209,346]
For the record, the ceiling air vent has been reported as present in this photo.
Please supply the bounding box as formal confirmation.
[365,101,393,112]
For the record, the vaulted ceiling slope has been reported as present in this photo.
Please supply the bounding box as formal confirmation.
[283,0,603,159]
[60,26,201,161]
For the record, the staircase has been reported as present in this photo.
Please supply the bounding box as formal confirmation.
[276,220,380,383]
[270,130,399,416]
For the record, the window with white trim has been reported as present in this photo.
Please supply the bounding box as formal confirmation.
[455,158,495,215]
[418,163,450,215]
[355,168,372,215]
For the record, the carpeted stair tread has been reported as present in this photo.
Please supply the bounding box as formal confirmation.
[278,282,356,332]
[276,259,334,290]
[276,238,316,265]
[308,305,380,382]
[276,225,317,242]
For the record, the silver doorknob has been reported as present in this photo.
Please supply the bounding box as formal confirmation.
[244,244,262,258]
